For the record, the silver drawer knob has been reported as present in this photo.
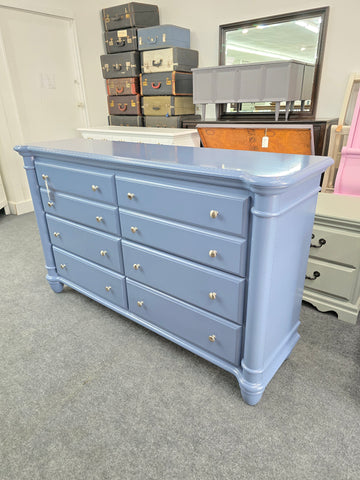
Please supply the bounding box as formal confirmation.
[105,286,112,291]
[96,216,103,222]
[208,335,216,342]
[92,185,99,191]
[209,292,217,300]
[137,300,144,307]
[131,226,138,233]
[133,263,141,270]
[100,250,107,256]
[41,174,48,180]
[210,210,219,218]
[53,232,60,237]
[48,201,54,207]
[60,264,66,269]
[127,192,135,199]
[209,249,217,258]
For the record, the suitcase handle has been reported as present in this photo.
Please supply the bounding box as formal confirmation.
[152,59,163,67]
[116,39,126,46]
[116,87,124,94]
[113,14,125,21]
[152,106,161,110]
[151,82,161,89]
[118,104,127,111]
[147,36,158,44]
[113,63,122,71]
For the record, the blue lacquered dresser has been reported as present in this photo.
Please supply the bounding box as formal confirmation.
[15,139,332,405]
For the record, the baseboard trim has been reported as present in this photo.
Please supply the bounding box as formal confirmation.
[8,199,34,215]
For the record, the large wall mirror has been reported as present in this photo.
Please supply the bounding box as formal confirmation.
[219,7,329,120]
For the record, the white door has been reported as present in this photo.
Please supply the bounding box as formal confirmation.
[0,6,88,141]
[0,5,88,214]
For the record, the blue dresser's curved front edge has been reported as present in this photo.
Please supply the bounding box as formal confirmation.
[16,139,333,406]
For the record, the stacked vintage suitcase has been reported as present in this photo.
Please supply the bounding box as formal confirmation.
[100,2,160,126]
[138,25,200,127]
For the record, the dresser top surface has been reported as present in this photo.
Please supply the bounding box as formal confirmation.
[15,138,332,188]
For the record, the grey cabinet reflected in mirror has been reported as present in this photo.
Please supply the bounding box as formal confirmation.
[219,8,329,120]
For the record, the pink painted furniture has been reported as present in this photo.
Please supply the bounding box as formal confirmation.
[334,89,360,196]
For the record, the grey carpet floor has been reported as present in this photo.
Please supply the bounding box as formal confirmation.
[0,211,359,480]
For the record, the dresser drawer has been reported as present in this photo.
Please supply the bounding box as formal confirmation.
[116,176,249,237]
[127,279,242,365]
[41,189,120,235]
[310,225,360,268]
[47,215,123,273]
[305,259,357,301]
[123,241,245,323]
[120,209,247,276]
[36,161,117,204]
[53,247,127,309]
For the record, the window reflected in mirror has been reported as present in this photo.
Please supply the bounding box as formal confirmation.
[219,8,329,120]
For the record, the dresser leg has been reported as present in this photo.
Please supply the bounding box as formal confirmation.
[240,387,264,406]
[47,275,64,293]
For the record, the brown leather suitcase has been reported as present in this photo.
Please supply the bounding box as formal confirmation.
[106,77,140,96]
[107,95,142,115]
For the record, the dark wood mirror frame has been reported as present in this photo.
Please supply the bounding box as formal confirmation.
[218,7,329,121]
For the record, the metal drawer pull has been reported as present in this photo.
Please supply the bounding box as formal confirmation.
[305,271,320,280]
[96,216,103,222]
[91,185,99,191]
[210,210,219,218]
[105,286,112,291]
[209,292,217,300]
[130,226,138,233]
[310,238,326,248]
[133,263,140,270]
[48,201,54,207]
[41,174,48,180]
[100,250,107,256]
[208,335,216,342]
[209,250,217,258]
[60,264,66,269]
[53,232,60,237]
[137,300,144,307]
[127,192,135,199]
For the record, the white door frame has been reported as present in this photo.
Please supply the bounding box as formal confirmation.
[0,1,89,214]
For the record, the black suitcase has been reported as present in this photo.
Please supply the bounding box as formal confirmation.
[101,51,140,79]
[108,115,144,126]
[104,27,138,53]
[102,3,159,31]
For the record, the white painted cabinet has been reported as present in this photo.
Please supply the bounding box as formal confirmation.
[303,193,360,324]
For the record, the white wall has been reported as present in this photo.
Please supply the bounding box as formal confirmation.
[70,0,360,124]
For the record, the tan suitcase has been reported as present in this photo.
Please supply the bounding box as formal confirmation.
[142,96,195,116]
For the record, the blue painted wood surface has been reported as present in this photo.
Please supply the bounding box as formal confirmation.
[15,138,333,405]
[53,247,127,309]
[40,189,120,235]
[119,209,247,276]
[46,215,123,273]
[116,175,249,236]
[122,240,245,323]
[36,160,117,204]
[127,279,242,365]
